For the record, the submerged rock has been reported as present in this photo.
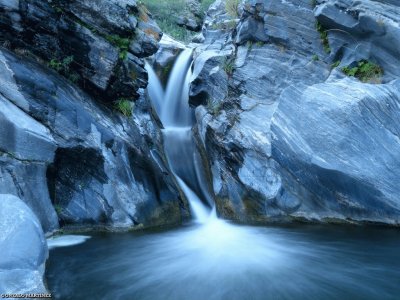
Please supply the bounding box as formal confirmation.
[0,194,48,295]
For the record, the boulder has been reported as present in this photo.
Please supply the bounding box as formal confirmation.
[152,35,186,84]
[0,47,187,231]
[0,194,48,295]
[271,77,400,224]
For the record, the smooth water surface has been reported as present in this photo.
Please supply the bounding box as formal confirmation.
[46,221,400,300]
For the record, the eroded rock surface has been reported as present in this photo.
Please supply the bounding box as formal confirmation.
[192,0,400,225]
[0,47,186,232]
[0,194,48,295]
[0,0,162,101]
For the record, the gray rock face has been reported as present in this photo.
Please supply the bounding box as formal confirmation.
[192,0,400,225]
[57,0,138,36]
[0,47,186,232]
[130,8,163,58]
[0,194,48,295]
[315,0,400,80]
[176,0,204,32]
[270,77,400,224]
[190,47,232,107]
[0,0,161,101]
[152,35,185,84]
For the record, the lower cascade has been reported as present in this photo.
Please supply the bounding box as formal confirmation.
[146,49,214,223]
[45,48,400,300]
[2,0,400,298]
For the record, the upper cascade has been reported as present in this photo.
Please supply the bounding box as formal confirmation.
[146,49,214,222]
[146,49,194,128]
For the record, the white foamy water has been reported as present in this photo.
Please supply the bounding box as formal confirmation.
[146,49,214,222]
[47,235,91,250]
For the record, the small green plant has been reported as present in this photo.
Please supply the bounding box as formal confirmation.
[341,65,358,76]
[222,57,235,76]
[331,60,340,68]
[114,98,134,117]
[54,204,64,215]
[105,35,130,60]
[341,60,383,83]
[247,40,253,51]
[225,0,240,18]
[316,21,330,53]
[312,54,319,61]
[48,55,74,73]
[54,6,64,14]
[68,72,81,83]
[207,98,222,115]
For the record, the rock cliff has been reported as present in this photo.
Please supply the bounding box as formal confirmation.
[192,0,400,225]
[0,0,189,235]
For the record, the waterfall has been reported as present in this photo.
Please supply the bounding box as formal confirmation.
[145,49,213,223]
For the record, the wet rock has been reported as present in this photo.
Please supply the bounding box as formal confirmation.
[132,8,163,55]
[108,53,148,99]
[153,35,186,84]
[55,0,138,36]
[315,0,400,81]
[191,0,400,225]
[271,78,400,224]
[190,48,232,107]
[0,47,186,231]
[195,1,329,222]
[0,0,161,102]
[0,157,59,233]
[154,35,185,68]
[0,194,48,295]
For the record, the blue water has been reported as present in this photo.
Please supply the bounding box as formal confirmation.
[46,220,400,300]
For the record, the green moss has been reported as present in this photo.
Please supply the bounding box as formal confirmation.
[105,35,130,59]
[48,55,74,73]
[226,0,240,18]
[207,98,222,115]
[316,21,330,53]
[48,55,82,84]
[312,54,319,61]
[331,60,340,68]
[247,40,253,51]
[222,57,235,76]
[211,19,237,31]
[114,98,134,117]
[215,197,237,220]
[341,60,383,83]
[54,204,64,215]
[68,72,81,83]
